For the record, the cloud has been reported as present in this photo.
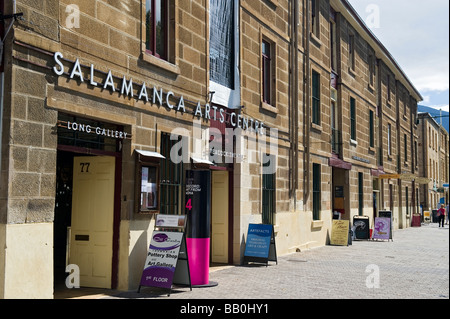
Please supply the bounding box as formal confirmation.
[411,71,449,93]
[348,0,449,94]
[428,104,450,113]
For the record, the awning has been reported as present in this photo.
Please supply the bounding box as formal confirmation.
[191,156,214,165]
[329,157,352,170]
[135,150,165,159]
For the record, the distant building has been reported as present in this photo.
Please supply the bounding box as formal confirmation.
[417,113,449,211]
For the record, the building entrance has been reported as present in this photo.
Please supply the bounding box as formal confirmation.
[53,152,116,289]
[211,170,229,264]
[54,113,124,290]
[70,156,115,289]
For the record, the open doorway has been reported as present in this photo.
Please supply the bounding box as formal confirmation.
[54,151,75,286]
[54,150,119,290]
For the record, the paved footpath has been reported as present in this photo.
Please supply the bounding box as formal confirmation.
[61,223,449,300]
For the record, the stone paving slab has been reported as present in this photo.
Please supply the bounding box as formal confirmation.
[107,223,449,300]
[57,223,448,301]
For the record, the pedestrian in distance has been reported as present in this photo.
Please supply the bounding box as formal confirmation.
[437,204,446,227]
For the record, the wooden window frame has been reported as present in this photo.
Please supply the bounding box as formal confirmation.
[369,109,375,148]
[262,40,272,105]
[349,34,355,72]
[145,0,168,60]
[350,97,356,141]
[404,134,408,164]
[159,131,184,215]
[330,18,337,72]
[388,123,392,156]
[135,159,161,214]
[260,30,278,112]
[141,0,180,75]
[311,0,320,39]
[312,70,321,126]
[312,163,321,221]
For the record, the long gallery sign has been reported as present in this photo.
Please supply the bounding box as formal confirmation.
[52,52,266,135]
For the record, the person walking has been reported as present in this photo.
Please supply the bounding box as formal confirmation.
[437,204,446,227]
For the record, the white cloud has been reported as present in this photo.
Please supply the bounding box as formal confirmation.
[422,96,431,104]
[348,0,449,104]
[412,72,450,93]
[428,104,450,113]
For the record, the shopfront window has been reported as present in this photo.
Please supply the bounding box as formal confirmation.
[160,132,184,215]
[57,113,124,153]
[140,166,159,211]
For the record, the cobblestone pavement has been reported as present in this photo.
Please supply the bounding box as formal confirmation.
[60,222,449,300]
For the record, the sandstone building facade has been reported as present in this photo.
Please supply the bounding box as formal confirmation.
[0,0,423,298]
[417,112,450,212]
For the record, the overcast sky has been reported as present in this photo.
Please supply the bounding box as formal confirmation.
[348,0,449,113]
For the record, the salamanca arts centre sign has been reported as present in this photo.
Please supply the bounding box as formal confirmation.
[52,52,266,135]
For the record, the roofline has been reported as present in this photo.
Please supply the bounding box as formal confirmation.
[334,0,423,102]
[418,112,441,128]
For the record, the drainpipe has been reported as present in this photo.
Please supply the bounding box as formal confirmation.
[1,1,17,173]
[422,116,427,210]
[290,0,299,204]
[304,0,311,203]
[0,73,4,174]
[294,0,299,194]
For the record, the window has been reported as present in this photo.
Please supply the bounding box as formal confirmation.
[414,141,418,168]
[358,173,364,216]
[429,127,432,148]
[146,0,168,60]
[312,163,321,221]
[137,162,160,213]
[210,0,235,89]
[262,40,272,105]
[160,132,183,215]
[349,34,355,71]
[403,94,407,116]
[429,159,432,178]
[143,0,178,72]
[312,71,321,125]
[331,88,340,154]
[387,74,392,102]
[389,184,393,212]
[369,110,374,148]
[405,187,409,216]
[350,97,356,141]
[57,113,123,152]
[311,0,320,38]
[404,134,408,163]
[330,20,337,71]
[369,54,375,87]
[262,154,276,225]
[388,123,392,156]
